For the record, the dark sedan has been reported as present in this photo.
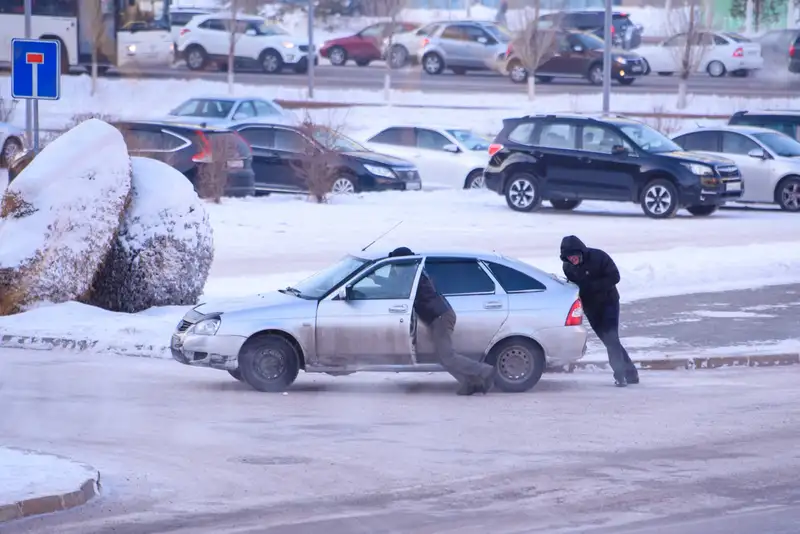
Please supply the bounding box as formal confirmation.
[231,122,422,194]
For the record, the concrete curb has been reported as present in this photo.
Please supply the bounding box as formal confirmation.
[0,333,167,359]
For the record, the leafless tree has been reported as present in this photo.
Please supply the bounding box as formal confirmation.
[508,4,562,101]
[667,0,711,109]
[196,133,241,203]
[224,4,245,95]
[87,0,113,96]
[0,96,17,123]
[377,0,409,102]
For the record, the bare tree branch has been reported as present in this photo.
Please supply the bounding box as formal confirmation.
[667,0,710,108]
[507,1,563,100]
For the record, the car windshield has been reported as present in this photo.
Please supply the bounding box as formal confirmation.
[576,32,604,49]
[615,122,683,153]
[169,99,235,118]
[446,129,491,151]
[312,128,367,152]
[752,132,800,157]
[289,255,370,299]
[255,23,290,36]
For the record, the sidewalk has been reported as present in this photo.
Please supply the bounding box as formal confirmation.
[0,447,100,523]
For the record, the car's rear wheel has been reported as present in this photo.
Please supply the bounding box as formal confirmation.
[388,45,408,69]
[228,369,245,382]
[776,176,800,212]
[1,136,23,168]
[422,52,445,75]
[642,58,651,74]
[706,60,726,77]
[328,46,348,66]
[487,338,546,393]
[185,45,208,70]
[464,170,485,189]
[641,178,679,219]
[686,205,718,216]
[239,335,301,392]
[260,49,283,74]
[507,59,528,83]
[505,172,542,212]
[550,199,582,211]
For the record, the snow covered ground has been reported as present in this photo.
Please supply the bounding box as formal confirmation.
[0,447,96,505]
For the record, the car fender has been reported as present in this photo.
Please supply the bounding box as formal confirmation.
[495,151,542,190]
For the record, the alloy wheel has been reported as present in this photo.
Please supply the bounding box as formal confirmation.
[781,182,800,211]
[644,185,673,215]
[330,48,346,65]
[424,54,441,74]
[187,50,204,69]
[508,178,535,209]
[468,174,485,189]
[331,177,355,194]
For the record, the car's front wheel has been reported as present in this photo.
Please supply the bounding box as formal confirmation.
[422,52,445,75]
[505,173,542,212]
[185,45,208,70]
[488,337,546,393]
[587,63,603,85]
[776,176,800,212]
[641,178,679,219]
[239,334,301,392]
[260,49,284,74]
[507,59,528,83]
[328,46,348,66]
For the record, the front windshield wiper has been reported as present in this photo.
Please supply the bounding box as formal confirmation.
[279,286,302,297]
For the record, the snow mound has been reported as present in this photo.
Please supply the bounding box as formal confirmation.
[0,119,131,314]
[86,157,214,313]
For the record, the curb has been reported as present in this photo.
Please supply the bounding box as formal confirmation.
[549,352,800,373]
[0,333,167,359]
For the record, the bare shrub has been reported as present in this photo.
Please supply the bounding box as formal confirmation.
[195,133,242,203]
[0,191,37,219]
[667,0,710,109]
[508,3,563,100]
[0,96,18,123]
[42,112,118,146]
[289,110,352,203]
[646,105,683,136]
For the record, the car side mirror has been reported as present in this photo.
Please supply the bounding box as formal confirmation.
[572,44,584,53]
[442,143,460,153]
[337,286,352,300]
[245,28,257,36]
[748,148,766,159]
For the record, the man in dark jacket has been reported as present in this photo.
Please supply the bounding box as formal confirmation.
[559,236,639,387]
[388,247,495,395]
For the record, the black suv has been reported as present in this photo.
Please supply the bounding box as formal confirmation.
[536,11,643,50]
[729,110,800,142]
[231,122,422,194]
[483,113,743,218]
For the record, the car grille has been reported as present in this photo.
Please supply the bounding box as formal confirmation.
[395,169,420,182]
[715,165,740,179]
[299,45,310,52]
[176,320,192,333]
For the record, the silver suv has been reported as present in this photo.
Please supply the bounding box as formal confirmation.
[418,21,511,75]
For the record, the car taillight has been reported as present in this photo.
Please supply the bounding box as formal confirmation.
[179,28,190,37]
[192,131,213,163]
[565,299,583,326]
[791,44,796,58]
[733,47,743,57]
[610,25,615,34]
[488,143,503,156]
[421,37,429,47]
[506,43,513,56]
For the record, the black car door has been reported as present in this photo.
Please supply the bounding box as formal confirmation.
[575,124,640,201]
[273,128,321,192]
[235,126,280,192]
[531,120,584,199]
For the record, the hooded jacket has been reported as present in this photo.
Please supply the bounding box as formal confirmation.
[560,235,620,309]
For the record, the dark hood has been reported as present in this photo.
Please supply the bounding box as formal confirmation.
[560,235,587,258]
[345,151,413,168]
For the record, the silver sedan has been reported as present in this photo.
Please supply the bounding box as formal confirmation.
[171,249,588,393]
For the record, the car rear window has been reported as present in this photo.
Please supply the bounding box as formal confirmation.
[484,262,546,292]
[724,32,751,42]
[506,122,536,145]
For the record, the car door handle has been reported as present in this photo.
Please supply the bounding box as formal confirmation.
[483,301,503,310]
[388,304,408,313]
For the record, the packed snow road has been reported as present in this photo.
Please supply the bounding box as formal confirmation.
[2,348,799,534]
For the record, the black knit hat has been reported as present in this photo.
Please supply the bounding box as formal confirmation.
[388,247,414,257]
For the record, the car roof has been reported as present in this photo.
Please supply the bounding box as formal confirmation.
[733,109,800,117]
[522,112,645,125]
[675,125,780,136]
[353,248,506,262]
[178,95,272,103]
[116,119,230,132]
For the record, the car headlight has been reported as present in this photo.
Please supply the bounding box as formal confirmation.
[192,318,221,335]
[364,164,396,178]
[127,44,136,54]
[615,56,627,64]
[282,41,295,49]
[682,162,714,176]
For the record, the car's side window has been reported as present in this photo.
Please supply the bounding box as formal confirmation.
[424,259,495,296]
[368,127,415,147]
[348,259,421,300]
[237,127,275,149]
[123,130,167,152]
[253,100,280,116]
[507,122,536,145]
[462,25,491,43]
[274,129,310,153]
[674,131,719,151]
[199,18,226,31]
[160,130,190,151]
[416,129,451,151]
[536,122,578,150]
[722,132,760,155]
[441,24,467,41]
[232,101,257,120]
[713,34,728,45]
[484,262,546,292]
[581,125,632,154]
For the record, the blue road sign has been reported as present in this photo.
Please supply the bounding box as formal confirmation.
[11,39,61,101]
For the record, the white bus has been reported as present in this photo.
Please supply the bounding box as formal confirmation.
[0,0,174,72]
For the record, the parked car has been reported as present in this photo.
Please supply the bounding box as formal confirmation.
[757,29,800,74]
[483,113,743,218]
[231,122,422,194]
[536,10,643,50]
[672,125,800,212]
[316,0,364,17]
[320,21,418,66]
[177,14,316,73]
[637,31,762,77]
[0,122,24,169]
[415,20,512,75]
[170,248,588,393]
[361,125,491,189]
[113,120,256,197]
[729,110,800,142]
[164,96,297,127]
[384,22,445,68]
[504,30,646,85]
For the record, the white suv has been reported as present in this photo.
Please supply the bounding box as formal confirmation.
[177,13,316,74]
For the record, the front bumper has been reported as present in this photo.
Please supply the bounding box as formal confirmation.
[171,332,248,371]
[681,167,744,206]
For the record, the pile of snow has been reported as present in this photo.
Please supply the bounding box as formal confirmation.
[87,157,214,313]
[0,119,132,314]
[0,447,97,505]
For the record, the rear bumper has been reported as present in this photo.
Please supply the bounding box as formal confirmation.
[484,169,504,194]
[225,168,256,197]
[790,59,800,73]
[538,325,588,368]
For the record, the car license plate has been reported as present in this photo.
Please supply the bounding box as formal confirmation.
[227,159,244,169]
[631,65,642,72]
[726,181,742,192]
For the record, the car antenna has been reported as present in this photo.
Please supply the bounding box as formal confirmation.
[362,221,403,252]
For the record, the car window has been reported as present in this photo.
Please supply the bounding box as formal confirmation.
[441,24,467,40]
[713,34,728,45]
[232,101,257,120]
[537,122,578,150]
[507,122,536,145]
[170,98,234,118]
[751,131,800,157]
[721,132,760,155]
[253,100,280,116]
[724,32,751,42]
[171,12,202,26]
[199,18,226,31]
[416,23,440,36]
[424,259,495,296]
[581,125,631,154]
[349,259,421,300]
[292,254,369,299]
[236,127,275,148]
[359,23,384,38]
[161,130,189,150]
[673,131,719,152]
[446,129,490,151]
[416,129,451,150]
[614,122,681,153]
[484,262,546,292]
[729,116,799,139]
[694,32,714,46]
[368,127,415,146]
[274,129,309,152]
[462,25,492,42]
[123,130,168,152]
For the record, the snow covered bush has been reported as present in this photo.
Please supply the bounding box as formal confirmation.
[86,157,214,313]
[0,119,131,315]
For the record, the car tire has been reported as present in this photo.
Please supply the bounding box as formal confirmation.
[330,174,357,194]
[355,59,370,67]
[388,45,409,69]
[464,169,485,189]
[775,176,800,212]
[534,75,553,83]
[686,205,718,216]
[228,369,245,382]
[550,199,582,211]
[642,58,651,75]
[487,337,546,393]
[587,62,603,85]
[641,178,679,219]
[1,136,23,168]
[617,77,635,85]
[507,59,528,83]
[505,172,542,212]
[260,49,284,74]
[422,52,445,75]
[185,45,208,71]
[239,334,301,393]
[328,46,348,66]
[706,60,726,77]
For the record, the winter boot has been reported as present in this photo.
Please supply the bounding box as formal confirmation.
[625,371,640,385]
[614,374,627,387]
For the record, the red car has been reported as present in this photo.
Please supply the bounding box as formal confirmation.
[320,22,418,67]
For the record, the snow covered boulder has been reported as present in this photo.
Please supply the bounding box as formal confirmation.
[0,119,131,315]
[86,157,214,313]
